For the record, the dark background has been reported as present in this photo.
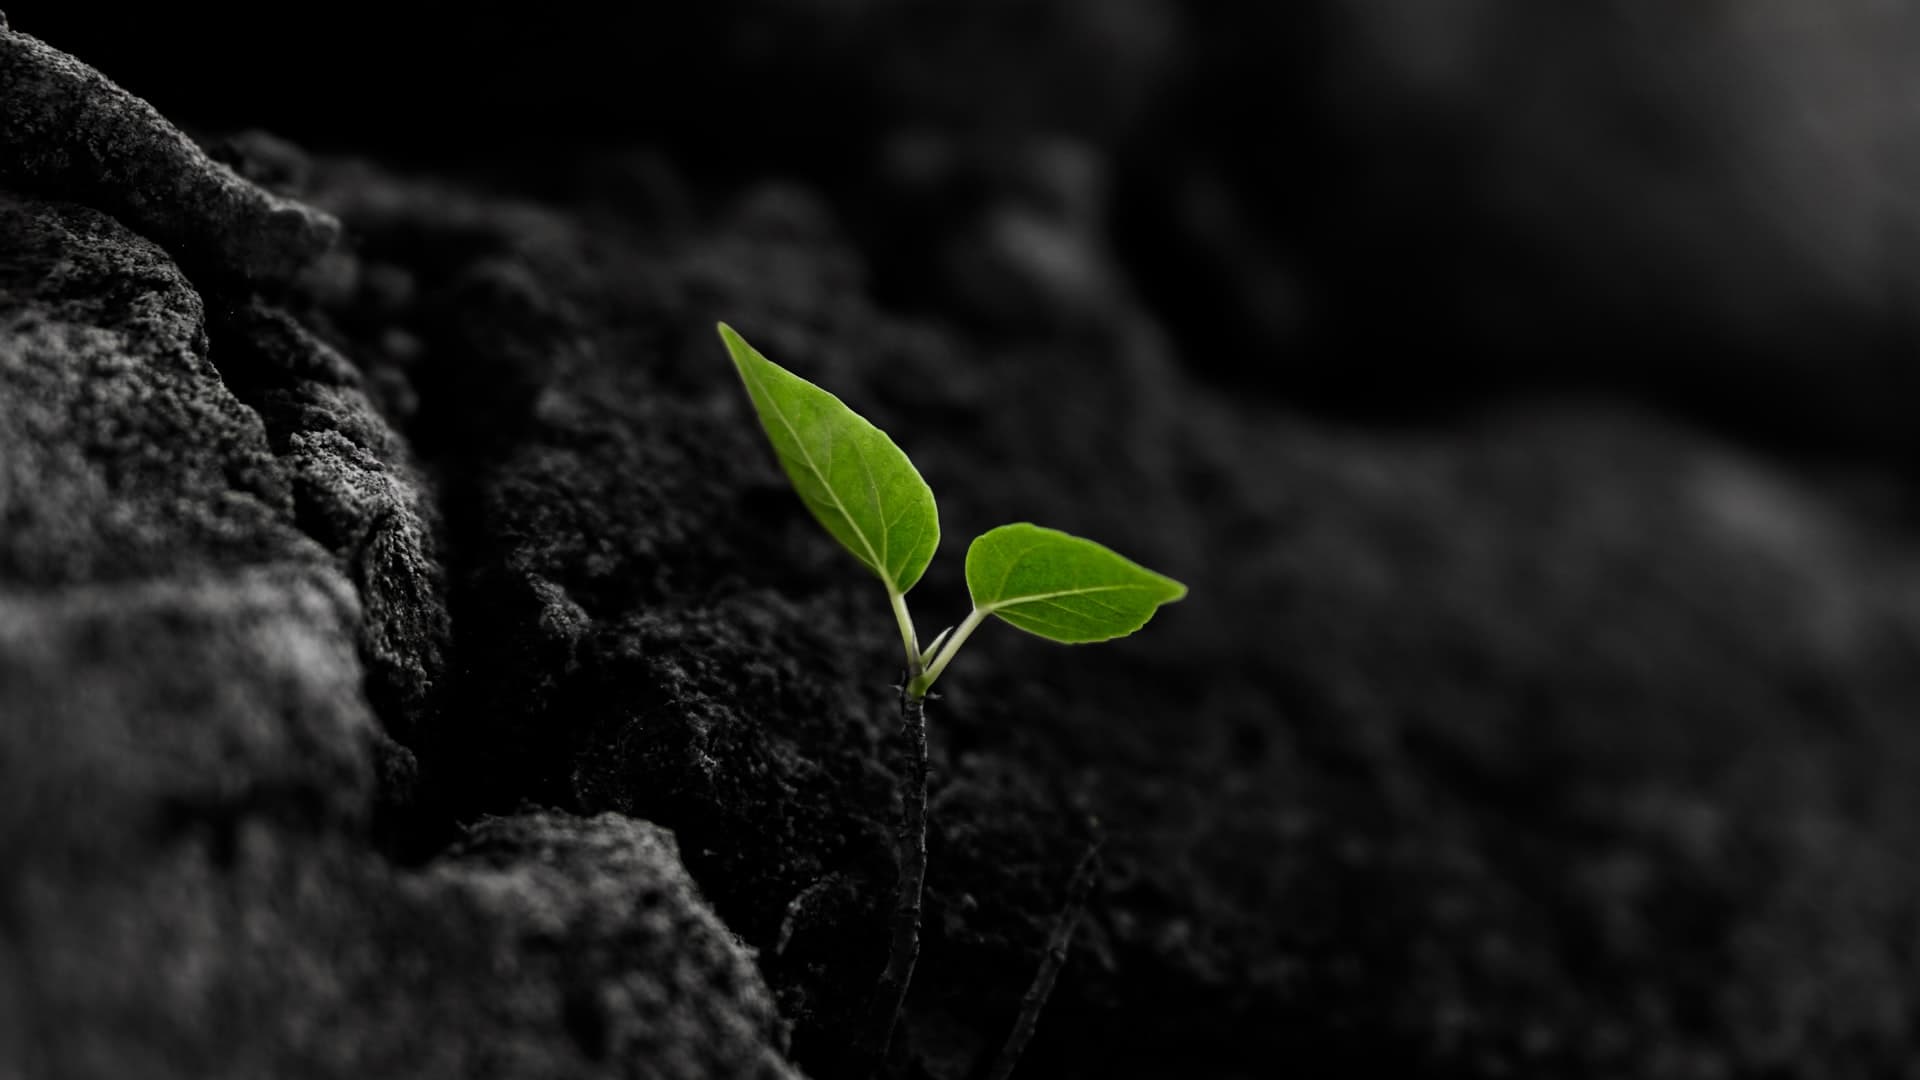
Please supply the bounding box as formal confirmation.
[28,2,1920,458]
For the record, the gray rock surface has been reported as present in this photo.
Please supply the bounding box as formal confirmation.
[0,38,800,1077]
[0,24,338,282]
[208,297,450,740]
[5,810,800,1080]
[0,193,310,583]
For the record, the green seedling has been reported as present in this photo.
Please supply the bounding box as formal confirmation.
[717,323,1185,692]
[716,323,1186,1071]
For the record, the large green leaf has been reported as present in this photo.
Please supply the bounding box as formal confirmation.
[965,523,1187,643]
[718,323,939,595]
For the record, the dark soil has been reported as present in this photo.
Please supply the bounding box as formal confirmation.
[6,9,1920,1079]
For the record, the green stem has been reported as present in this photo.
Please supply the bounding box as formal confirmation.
[890,588,921,676]
[908,606,987,698]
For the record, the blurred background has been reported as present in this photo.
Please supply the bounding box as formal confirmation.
[29,0,1920,461]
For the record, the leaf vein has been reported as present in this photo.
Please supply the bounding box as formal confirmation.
[987,583,1165,611]
[747,364,891,586]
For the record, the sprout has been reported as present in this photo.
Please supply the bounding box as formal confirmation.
[717,323,1186,1071]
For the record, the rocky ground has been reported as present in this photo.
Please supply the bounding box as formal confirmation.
[6,9,1920,1079]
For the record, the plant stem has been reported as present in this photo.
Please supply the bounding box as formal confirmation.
[859,683,930,1072]
[889,588,921,675]
[985,840,1104,1080]
[909,606,987,697]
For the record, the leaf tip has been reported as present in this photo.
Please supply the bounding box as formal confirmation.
[717,323,769,389]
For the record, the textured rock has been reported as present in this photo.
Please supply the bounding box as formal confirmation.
[0,179,377,854]
[0,191,314,584]
[0,565,379,862]
[435,812,801,1080]
[0,156,799,1077]
[0,26,338,282]
[209,298,451,741]
[5,814,798,1080]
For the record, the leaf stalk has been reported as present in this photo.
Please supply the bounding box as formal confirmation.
[890,588,922,676]
[908,606,987,698]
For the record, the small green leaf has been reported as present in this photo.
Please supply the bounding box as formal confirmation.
[965,523,1187,643]
[919,625,955,667]
[718,323,940,595]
